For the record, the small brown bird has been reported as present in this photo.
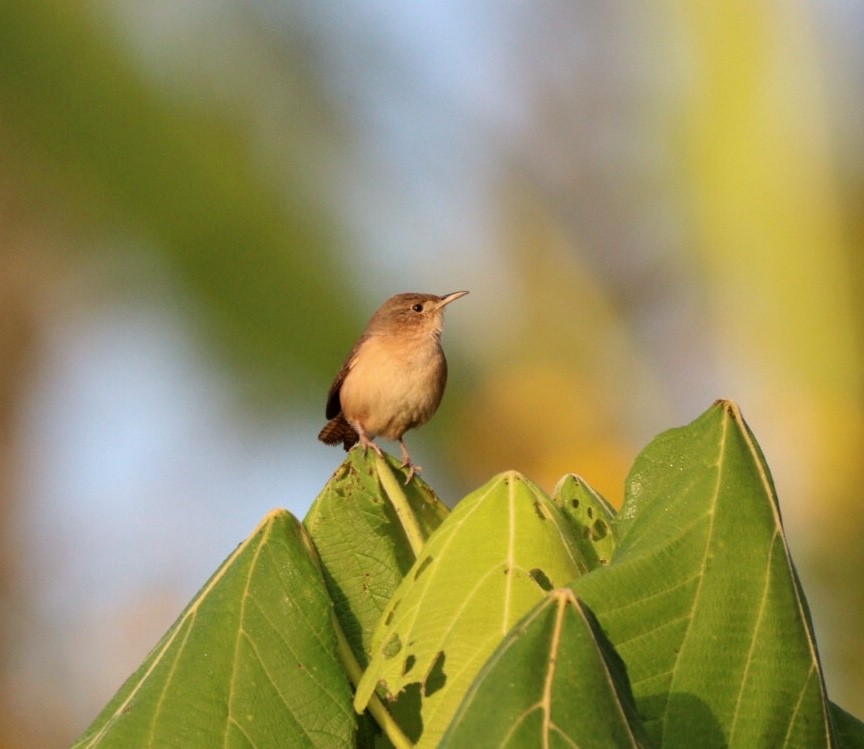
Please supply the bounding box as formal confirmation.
[318,291,468,481]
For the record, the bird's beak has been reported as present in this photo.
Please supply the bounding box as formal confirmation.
[437,290,469,309]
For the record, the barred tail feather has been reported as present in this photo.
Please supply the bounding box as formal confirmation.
[318,414,359,451]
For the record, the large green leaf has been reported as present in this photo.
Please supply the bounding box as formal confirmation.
[355,471,588,747]
[72,510,355,749]
[572,400,835,747]
[551,473,617,570]
[304,449,449,669]
[440,588,651,748]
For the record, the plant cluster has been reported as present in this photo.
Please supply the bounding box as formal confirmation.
[72,402,864,748]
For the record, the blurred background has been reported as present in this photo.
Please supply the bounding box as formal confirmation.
[1,1,863,746]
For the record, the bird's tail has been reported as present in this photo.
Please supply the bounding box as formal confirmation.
[318,414,359,451]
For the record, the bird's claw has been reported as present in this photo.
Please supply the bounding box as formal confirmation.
[400,461,422,484]
[356,426,384,459]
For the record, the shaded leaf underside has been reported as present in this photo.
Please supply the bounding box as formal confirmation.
[572,401,834,747]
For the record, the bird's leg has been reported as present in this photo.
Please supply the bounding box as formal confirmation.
[399,438,422,483]
[355,422,383,458]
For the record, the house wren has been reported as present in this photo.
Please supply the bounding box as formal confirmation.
[318,290,468,481]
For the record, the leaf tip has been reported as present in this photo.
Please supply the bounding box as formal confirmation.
[712,398,742,419]
[353,674,377,714]
[549,587,579,606]
[254,508,301,539]
[502,469,526,484]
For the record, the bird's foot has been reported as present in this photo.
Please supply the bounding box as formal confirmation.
[399,439,421,484]
[401,462,422,484]
[356,425,384,458]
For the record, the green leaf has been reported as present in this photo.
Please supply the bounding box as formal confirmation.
[831,702,864,749]
[72,510,355,749]
[305,450,449,748]
[304,448,449,668]
[440,588,651,748]
[355,471,588,747]
[572,400,835,748]
[552,473,617,569]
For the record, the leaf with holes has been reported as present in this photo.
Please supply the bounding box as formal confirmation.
[552,473,617,569]
[304,448,449,668]
[440,589,650,748]
[71,510,355,749]
[354,471,588,747]
[572,400,837,747]
[305,449,450,745]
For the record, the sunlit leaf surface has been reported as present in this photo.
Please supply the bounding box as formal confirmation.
[552,473,617,569]
[355,471,588,746]
[72,510,355,749]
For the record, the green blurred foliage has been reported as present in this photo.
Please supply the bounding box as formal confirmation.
[0,0,356,404]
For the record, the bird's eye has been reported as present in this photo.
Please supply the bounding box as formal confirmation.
[412,303,423,312]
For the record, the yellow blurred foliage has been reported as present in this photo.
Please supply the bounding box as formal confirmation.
[678,0,864,523]
[457,362,635,504]
[453,184,663,505]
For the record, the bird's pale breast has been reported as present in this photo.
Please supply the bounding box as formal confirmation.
[339,333,446,441]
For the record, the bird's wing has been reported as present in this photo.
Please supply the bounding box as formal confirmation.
[324,335,366,419]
